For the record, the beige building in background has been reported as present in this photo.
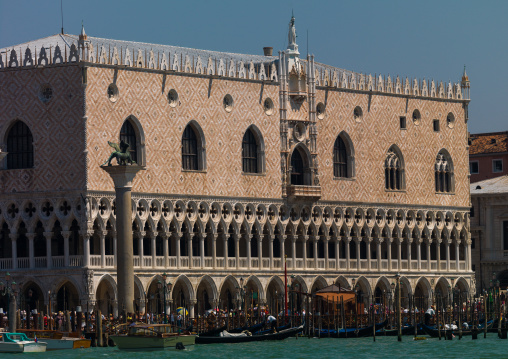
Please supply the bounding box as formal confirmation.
[0,16,473,316]
[470,175,508,291]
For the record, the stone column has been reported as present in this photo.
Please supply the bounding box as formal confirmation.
[291,236,297,270]
[27,233,35,269]
[280,235,286,269]
[62,230,71,267]
[377,239,382,272]
[235,234,240,270]
[163,232,170,268]
[417,240,421,271]
[189,300,197,319]
[150,232,156,268]
[224,234,228,269]
[335,238,340,270]
[81,230,92,267]
[313,236,318,268]
[302,235,308,270]
[269,236,274,270]
[426,241,431,272]
[467,239,472,271]
[175,232,182,269]
[188,235,192,269]
[355,238,361,270]
[446,241,451,272]
[455,240,460,272]
[212,234,217,269]
[44,231,52,269]
[247,235,252,270]
[10,233,17,270]
[407,239,412,270]
[138,231,145,269]
[113,231,117,268]
[100,164,144,317]
[324,236,329,270]
[99,231,106,268]
[258,235,262,269]
[366,237,372,271]
[397,239,402,271]
[437,240,441,271]
[388,239,392,271]
[345,237,351,270]
[200,234,205,269]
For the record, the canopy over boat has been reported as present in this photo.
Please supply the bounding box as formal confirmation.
[315,284,355,303]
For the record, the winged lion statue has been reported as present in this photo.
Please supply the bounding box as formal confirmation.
[102,140,136,166]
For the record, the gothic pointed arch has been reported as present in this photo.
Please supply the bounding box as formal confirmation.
[182,120,206,171]
[384,144,405,190]
[290,144,312,186]
[120,115,146,166]
[242,125,265,174]
[5,120,34,169]
[333,131,355,178]
[435,149,455,193]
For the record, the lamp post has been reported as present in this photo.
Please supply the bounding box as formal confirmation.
[158,272,172,324]
[0,273,18,331]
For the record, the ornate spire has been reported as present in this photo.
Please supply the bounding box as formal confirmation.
[287,12,299,55]
[461,65,469,82]
[79,21,87,41]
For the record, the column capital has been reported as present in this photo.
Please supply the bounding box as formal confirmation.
[43,231,53,239]
[147,231,157,240]
[61,230,72,239]
[26,233,36,240]
[8,233,17,241]
[79,230,95,238]
[100,164,145,188]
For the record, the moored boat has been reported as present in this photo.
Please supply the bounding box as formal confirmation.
[196,325,303,344]
[0,332,47,353]
[17,329,91,350]
[110,323,195,351]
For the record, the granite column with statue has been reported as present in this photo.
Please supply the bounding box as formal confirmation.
[101,162,144,319]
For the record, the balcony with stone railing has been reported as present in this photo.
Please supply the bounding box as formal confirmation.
[286,185,321,200]
[0,254,469,274]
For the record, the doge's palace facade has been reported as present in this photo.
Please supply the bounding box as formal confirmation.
[0,16,473,316]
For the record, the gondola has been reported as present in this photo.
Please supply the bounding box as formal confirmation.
[376,324,417,336]
[228,322,265,334]
[316,319,388,338]
[198,325,227,337]
[421,321,493,338]
[255,324,291,335]
[195,325,303,344]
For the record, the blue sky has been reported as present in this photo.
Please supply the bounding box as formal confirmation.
[1,0,506,134]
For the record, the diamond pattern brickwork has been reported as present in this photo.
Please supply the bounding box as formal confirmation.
[0,66,85,193]
[85,67,283,199]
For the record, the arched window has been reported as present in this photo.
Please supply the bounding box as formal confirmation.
[385,145,405,190]
[435,150,454,193]
[290,149,304,185]
[120,120,138,163]
[6,121,34,169]
[333,136,347,177]
[242,128,258,173]
[182,125,198,170]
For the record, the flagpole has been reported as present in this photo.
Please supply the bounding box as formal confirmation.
[284,255,288,320]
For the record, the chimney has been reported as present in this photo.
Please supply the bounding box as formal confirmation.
[263,47,273,56]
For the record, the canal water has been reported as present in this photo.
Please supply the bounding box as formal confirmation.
[33,335,508,359]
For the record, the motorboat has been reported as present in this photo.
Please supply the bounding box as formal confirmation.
[17,329,91,350]
[0,332,47,353]
[110,323,195,351]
